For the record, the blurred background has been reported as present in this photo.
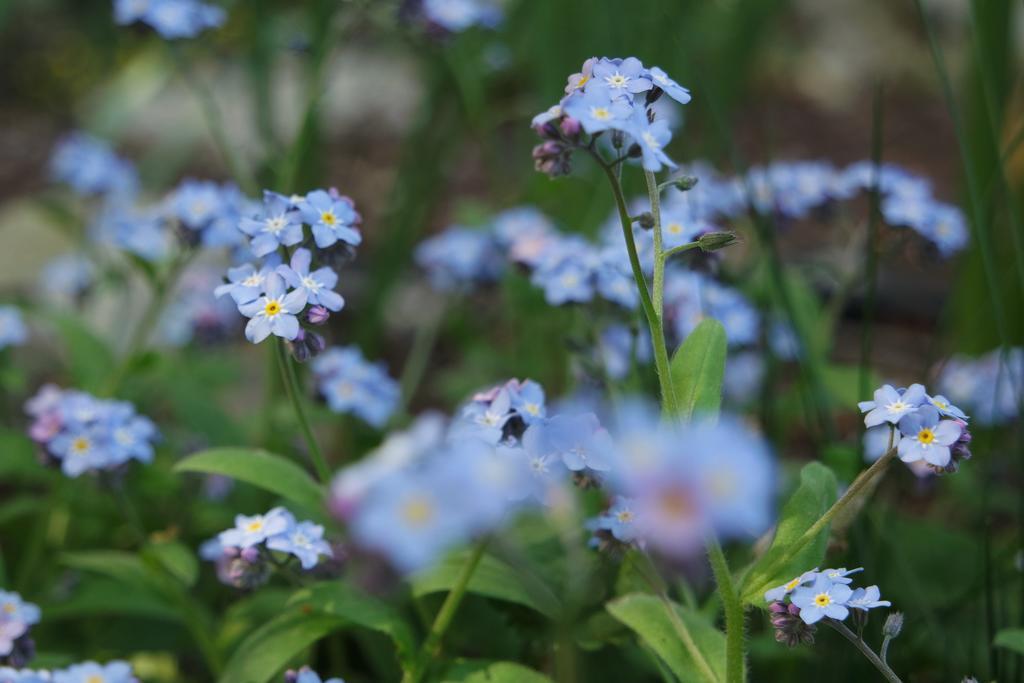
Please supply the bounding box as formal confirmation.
[0,0,1023,681]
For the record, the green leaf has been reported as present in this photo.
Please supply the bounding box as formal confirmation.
[606,593,726,682]
[143,539,199,587]
[0,427,55,484]
[175,448,325,514]
[61,551,163,593]
[740,462,838,606]
[219,610,345,683]
[669,318,727,420]
[287,581,416,664]
[412,550,561,620]
[441,660,556,682]
[995,629,1024,656]
[42,578,181,622]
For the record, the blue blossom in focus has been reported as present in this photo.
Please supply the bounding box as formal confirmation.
[790,574,853,624]
[218,507,292,549]
[562,89,632,135]
[927,393,968,420]
[0,308,27,351]
[630,115,676,172]
[299,190,362,250]
[312,346,399,428]
[239,192,304,257]
[214,260,280,305]
[858,383,927,427]
[647,66,691,104]
[508,379,546,425]
[278,248,345,311]
[847,585,892,611]
[588,496,640,544]
[415,226,504,291]
[897,405,962,468]
[763,569,820,603]
[237,273,307,343]
[587,57,652,98]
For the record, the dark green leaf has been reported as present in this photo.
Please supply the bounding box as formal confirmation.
[412,550,561,620]
[174,448,325,514]
[287,581,416,664]
[219,610,345,683]
[144,539,199,587]
[441,660,556,682]
[995,629,1024,656]
[740,462,837,606]
[607,592,726,682]
[669,318,727,421]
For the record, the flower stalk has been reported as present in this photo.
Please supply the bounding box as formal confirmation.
[275,338,332,483]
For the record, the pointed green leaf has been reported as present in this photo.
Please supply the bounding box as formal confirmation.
[219,610,345,683]
[740,462,837,606]
[607,592,726,683]
[412,550,561,619]
[175,448,324,514]
[995,629,1024,656]
[669,319,728,421]
[143,539,199,587]
[287,581,416,664]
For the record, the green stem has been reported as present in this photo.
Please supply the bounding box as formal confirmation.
[823,620,903,683]
[664,241,701,260]
[752,447,898,590]
[167,44,258,195]
[274,339,332,483]
[646,171,666,321]
[401,539,488,683]
[707,539,745,683]
[594,153,678,415]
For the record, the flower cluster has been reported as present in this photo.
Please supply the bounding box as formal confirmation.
[532,57,691,175]
[764,568,892,645]
[217,189,361,353]
[414,226,506,292]
[50,133,138,199]
[0,661,138,683]
[0,307,27,351]
[587,405,775,557]
[114,0,226,39]
[168,179,257,251]
[284,667,344,683]
[936,347,1023,426]
[0,591,39,668]
[24,386,159,478]
[202,507,332,589]
[158,264,241,346]
[311,346,400,428]
[859,383,972,472]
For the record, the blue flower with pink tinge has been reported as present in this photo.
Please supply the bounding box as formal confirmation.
[278,248,345,312]
[299,190,362,250]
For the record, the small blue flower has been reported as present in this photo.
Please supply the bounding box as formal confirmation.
[0,307,28,351]
[847,585,892,611]
[455,387,513,444]
[415,226,504,291]
[49,426,113,477]
[266,520,333,570]
[897,405,962,467]
[820,567,863,584]
[790,574,853,624]
[115,0,225,39]
[562,89,633,135]
[0,592,40,627]
[237,273,307,343]
[536,413,614,473]
[170,179,228,231]
[588,57,652,98]
[239,192,305,257]
[509,380,546,425]
[218,508,293,549]
[591,496,640,543]
[214,260,280,304]
[287,666,345,683]
[927,393,968,420]
[629,115,676,172]
[299,190,362,250]
[53,660,137,683]
[859,383,927,427]
[421,0,502,31]
[0,667,51,683]
[277,248,345,312]
[39,254,96,299]
[763,569,820,603]
[312,347,400,428]
[646,66,691,104]
[50,132,138,198]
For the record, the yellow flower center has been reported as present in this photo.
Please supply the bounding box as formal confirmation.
[575,74,590,89]
[402,497,434,527]
[590,106,611,121]
[784,577,802,592]
[264,300,282,317]
[667,223,683,234]
[917,428,935,445]
[245,520,264,533]
[934,400,948,409]
[616,509,634,524]
[524,402,540,416]
[320,211,337,226]
[71,437,91,454]
[86,676,105,683]
[814,593,831,608]
[2,603,14,613]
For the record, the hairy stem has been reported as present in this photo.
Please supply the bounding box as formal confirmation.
[824,619,903,683]
[707,539,745,683]
[402,539,488,683]
[646,171,666,321]
[275,339,332,483]
[594,153,678,415]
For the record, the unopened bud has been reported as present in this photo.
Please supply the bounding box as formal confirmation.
[697,231,738,252]
[532,141,573,177]
[634,212,655,229]
[626,143,642,158]
[307,305,330,325]
[672,176,699,192]
[882,612,904,639]
[560,116,582,140]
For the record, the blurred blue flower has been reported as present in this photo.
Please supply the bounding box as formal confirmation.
[52,660,137,683]
[115,0,225,39]
[598,324,651,380]
[936,348,1022,426]
[39,254,95,300]
[278,248,345,311]
[239,192,304,257]
[0,307,27,351]
[847,585,892,611]
[508,379,546,425]
[415,226,504,291]
[790,574,853,625]
[647,66,691,104]
[0,593,39,628]
[421,0,502,31]
[286,666,345,683]
[897,405,962,468]
[299,190,362,250]
[589,496,640,543]
[535,412,615,473]
[50,132,138,198]
[312,346,399,428]
[0,667,51,683]
[237,273,307,343]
